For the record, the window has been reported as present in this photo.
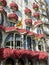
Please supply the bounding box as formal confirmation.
[10,22,15,27]
[26,26,30,30]
[27,36,31,50]
[0,31,2,43]
[5,33,13,48]
[37,26,42,34]
[15,41,22,49]
[38,41,43,51]
[15,34,22,49]
[0,14,4,25]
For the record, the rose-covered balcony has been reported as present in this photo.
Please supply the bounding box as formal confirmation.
[0,48,48,60]
[0,6,7,16]
[8,13,18,23]
[24,8,31,16]
[0,0,7,7]
[33,12,40,18]
[10,2,18,12]
[32,3,39,10]
[25,19,32,26]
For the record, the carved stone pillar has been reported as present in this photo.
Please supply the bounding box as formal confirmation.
[21,34,24,49]
[24,58,28,65]
[26,36,28,50]
[15,59,18,65]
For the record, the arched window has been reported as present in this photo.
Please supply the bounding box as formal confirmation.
[0,31,2,43]
[15,34,22,49]
[5,33,13,48]
[0,14,4,25]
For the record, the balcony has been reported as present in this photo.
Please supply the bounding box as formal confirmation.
[10,2,18,12]
[25,19,32,26]
[24,8,31,16]
[0,0,7,7]
[8,13,18,22]
[33,12,40,18]
[32,3,39,10]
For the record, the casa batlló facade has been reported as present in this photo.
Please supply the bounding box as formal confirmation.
[0,0,49,65]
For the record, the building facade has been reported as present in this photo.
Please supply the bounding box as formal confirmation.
[0,0,49,65]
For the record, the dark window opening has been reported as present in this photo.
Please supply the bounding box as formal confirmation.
[27,37,31,50]
[17,41,20,46]
[0,31,2,43]
[38,45,41,51]
[18,59,24,65]
[0,14,4,25]
[9,22,15,27]
[5,58,14,65]
[26,26,30,30]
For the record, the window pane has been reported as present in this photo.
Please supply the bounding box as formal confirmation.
[26,26,30,30]
[0,31,2,43]
[15,34,21,40]
[6,42,10,46]
[0,14,4,25]
[17,41,20,46]
[5,33,13,42]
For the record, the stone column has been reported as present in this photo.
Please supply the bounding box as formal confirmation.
[35,40,39,51]
[26,36,28,50]
[24,58,28,65]
[31,37,33,51]
[42,39,46,52]
[1,61,4,65]
[21,34,24,49]
[15,59,18,65]
[48,53,49,65]
[13,33,15,49]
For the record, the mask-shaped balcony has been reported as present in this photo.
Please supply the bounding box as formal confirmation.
[10,2,18,12]
[8,13,18,23]
[0,0,7,7]
[33,12,40,18]
[24,8,31,16]
[32,3,39,10]
[25,19,32,26]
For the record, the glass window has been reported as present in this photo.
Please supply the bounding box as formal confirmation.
[15,41,22,49]
[10,22,15,27]
[5,33,13,48]
[26,26,30,30]
[0,31,2,43]
[38,41,43,51]
[0,14,4,25]
[37,26,42,34]
[15,34,21,41]
[27,37,31,50]
[15,34,22,49]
